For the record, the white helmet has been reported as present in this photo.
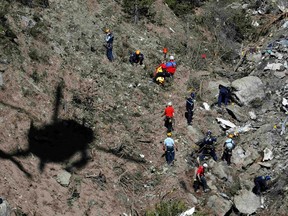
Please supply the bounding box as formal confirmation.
[170,55,174,60]
[167,102,172,106]
[203,163,208,168]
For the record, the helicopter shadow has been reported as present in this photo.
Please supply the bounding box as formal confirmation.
[1,82,94,177]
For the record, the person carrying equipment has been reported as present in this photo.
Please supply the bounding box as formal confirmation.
[153,63,171,85]
[129,50,144,66]
[165,55,177,77]
[194,163,209,193]
[162,102,174,132]
[186,92,195,126]
[221,134,235,165]
[163,132,178,165]
[104,29,114,62]
[218,84,231,107]
[198,130,217,162]
[253,176,271,195]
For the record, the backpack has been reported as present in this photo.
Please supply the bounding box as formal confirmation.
[225,139,235,150]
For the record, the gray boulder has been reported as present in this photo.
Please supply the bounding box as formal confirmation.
[213,161,230,181]
[234,190,261,214]
[187,126,203,144]
[232,146,259,168]
[0,198,10,216]
[207,195,232,216]
[206,80,230,102]
[232,76,265,106]
[226,105,249,122]
[274,71,286,79]
[56,170,71,187]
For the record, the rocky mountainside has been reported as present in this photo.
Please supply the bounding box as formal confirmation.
[0,0,287,215]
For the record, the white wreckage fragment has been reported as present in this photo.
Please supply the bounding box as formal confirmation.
[264,63,284,71]
[282,98,288,112]
[216,117,237,129]
[226,124,253,135]
[180,207,195,216]
[203,102,210,110]
[263,147,273,161]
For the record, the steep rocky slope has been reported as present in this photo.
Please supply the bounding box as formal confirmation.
[0,0,287,215]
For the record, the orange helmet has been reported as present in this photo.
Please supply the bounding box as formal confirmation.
[136,50,140,55]
[105,29,110,33]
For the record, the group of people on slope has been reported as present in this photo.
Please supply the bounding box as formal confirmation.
[105,29,272,200]
[104,29,177,86]
[160,96,271,198]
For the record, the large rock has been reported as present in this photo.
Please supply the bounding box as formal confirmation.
[0,198,10,216]
[56,170,71,187]
[231,76,265,106]
[187,126,204,144]
[213,161,230,181]
[207,195,232,216]
[226,105,249,122]
[206,80,230,102]
[232,146,259,168]
[234,190,261,214]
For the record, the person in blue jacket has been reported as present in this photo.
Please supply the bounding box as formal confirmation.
[104,29,114,61]
[253,176,271,195]
[186,92,195,125]
[218,84,231,107]
[198,130,217,162]
[129,50,144,65]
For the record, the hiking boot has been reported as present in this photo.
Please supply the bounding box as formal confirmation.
[204,189,210,193]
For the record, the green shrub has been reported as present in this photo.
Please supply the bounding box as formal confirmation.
[28,48,49,63]
[122,0,156,22]
[29,49,40,61]
[145,200,187,216]
[164,0,206,17]
[29,21,48,39]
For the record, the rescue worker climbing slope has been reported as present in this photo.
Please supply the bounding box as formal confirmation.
[198,130,217,162]
[162,102,174,132]
[253,176,271,195]
[163,132,178,165]
[194,163,210,193]
[218,84,231,107]
[129,50,144,66]
[221,134,235,165]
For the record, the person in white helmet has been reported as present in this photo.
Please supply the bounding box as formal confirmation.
[162,102,174,132]
[165,55,177,76]
[194,163,210,193]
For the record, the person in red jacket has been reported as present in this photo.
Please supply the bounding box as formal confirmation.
[194,163,209,193]
[165,55,177,76]
[162,102,174,132]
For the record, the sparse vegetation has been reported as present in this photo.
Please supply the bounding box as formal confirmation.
[122,0,156,22]
[145,200,187,216]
